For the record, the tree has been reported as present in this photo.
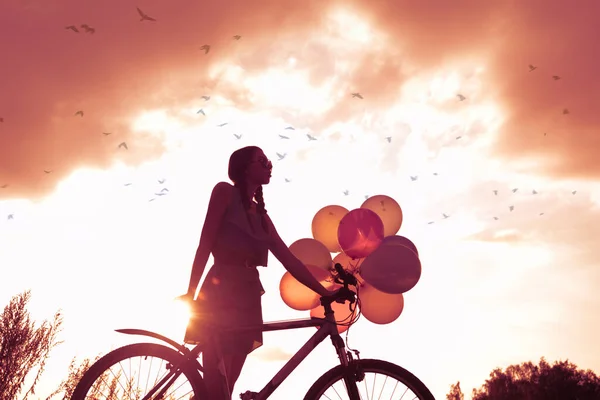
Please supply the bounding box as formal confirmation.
[0,290,63,400]
[447,381,464,400]
[470,357,600,400]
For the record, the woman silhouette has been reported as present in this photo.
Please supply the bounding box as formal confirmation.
[179,146,336,399]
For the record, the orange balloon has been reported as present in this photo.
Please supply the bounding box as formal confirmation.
[358,283,404,324]
[360,243,421,294]
[289,238,333,271]
[361,195,403,237]
[312,205,349,252]
[309,297,358,334]
[332,252,365,275]
[279,265,332,311]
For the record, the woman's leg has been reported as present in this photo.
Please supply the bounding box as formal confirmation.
[202,345,229,400]
[223,351,249,396]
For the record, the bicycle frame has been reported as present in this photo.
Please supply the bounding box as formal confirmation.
[240,316,350,400]
[117,304,355,400]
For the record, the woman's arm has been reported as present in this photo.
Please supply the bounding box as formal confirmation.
[264,214,332,298]
[185,182,233,298]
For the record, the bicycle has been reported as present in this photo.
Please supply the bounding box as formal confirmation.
[71,263,436,399]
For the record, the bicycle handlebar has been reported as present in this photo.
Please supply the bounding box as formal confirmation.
[320,263,358,306]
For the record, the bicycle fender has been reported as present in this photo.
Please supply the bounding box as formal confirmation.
[115,329,203,370]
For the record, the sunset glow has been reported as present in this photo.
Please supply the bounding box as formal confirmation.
[1,1,599,399]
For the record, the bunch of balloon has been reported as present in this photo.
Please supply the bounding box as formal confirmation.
[278,194,422,331]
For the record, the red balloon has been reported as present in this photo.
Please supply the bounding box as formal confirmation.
[337,209,384,259]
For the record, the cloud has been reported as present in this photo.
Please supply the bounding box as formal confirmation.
[251,345,294,362]
[1,0,598,202]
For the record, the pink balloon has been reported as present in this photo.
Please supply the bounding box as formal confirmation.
[337,208,384,259]
[381,235,419,256]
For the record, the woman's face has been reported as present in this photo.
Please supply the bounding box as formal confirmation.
[245,149,272,185]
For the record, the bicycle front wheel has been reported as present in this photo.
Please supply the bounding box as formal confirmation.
[304,358,435,400]
[71,342,206,400]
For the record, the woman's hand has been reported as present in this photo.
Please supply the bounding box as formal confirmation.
[175,292,195,304]
[321,287,341,299]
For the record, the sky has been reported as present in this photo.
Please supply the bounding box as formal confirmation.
[1,0,600,398]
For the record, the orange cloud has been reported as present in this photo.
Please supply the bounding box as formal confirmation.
[1,0,598,201]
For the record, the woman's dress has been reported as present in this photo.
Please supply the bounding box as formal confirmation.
[184,186,271,355]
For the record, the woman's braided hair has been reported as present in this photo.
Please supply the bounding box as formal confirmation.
[228,146,270,233]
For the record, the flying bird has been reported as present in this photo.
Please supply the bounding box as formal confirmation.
[284,126,295,130]
[539,212,545,216]
[7,214,13,220]
[306,134,317,141]
[80,24,95,34]
[124,183,132,186]
[528,64,537,72]
[65,25,79,33]
[0,117,3,122]
[563,109,569,115]
[44,169,52,174]
[217,122,228,127]
[532,189,538,194]
[493,216,499,220]
[552,75,561,80]
[285,178,291,183]
[509,205,514,212]
[276,152,286,160]
[427,221,434,225]
[364,195,370,200]
[433,172,438,176]
[512,188,518,193]
[1,184,8,188]
[160,188,169,193]
[386,136,392,143]
[158,179,166,184]
[493,190,498,196]
[572,190,577,195]
[197,109,205,115]
[199,45,210,54]
[201,95,210,101]
[457,94,466,101]
[118,142,128,150]
[343,190,349,196]
[410,176,418,181]
[102,132,112,136]
[137,7,156,22]
[456,136,462,140]
[442,213,450,219]
[155,192,167,196]
[351,93,363,99]
[233,134,242,139]
[278,135,290,139]
[75,110,84,117]
[233,35,241,40]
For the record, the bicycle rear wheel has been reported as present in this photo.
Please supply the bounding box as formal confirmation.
[71,342,206,400]
[304,358,435,400]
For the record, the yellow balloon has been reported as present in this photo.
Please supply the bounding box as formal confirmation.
[311,205,349,252]
[361,195,403,237]
[279,265,332,311]
[358,283,404,324]
[289,238,333,271]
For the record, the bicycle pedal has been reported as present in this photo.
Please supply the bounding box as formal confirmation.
[239,390,258,400]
